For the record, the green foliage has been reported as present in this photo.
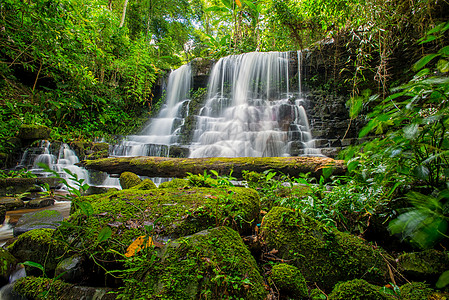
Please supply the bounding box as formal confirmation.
[0,168,37,179]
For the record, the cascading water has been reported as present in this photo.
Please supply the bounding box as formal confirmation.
[27,141,90,189]
[189,51,320,157]
[111,64,192,157]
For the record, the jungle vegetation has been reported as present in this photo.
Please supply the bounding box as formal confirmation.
[1,0,449,260]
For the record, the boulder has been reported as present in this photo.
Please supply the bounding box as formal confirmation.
[66,186,260,257]
[399,282,436,300]
[13,210,63,237]
[17,125,51,140]
[13,277,116,300]
[0,197,24,211]
[54,254,89,284]
[129,179,157,190]
[397,249,449,283]
[119,172,141,189]
[260,207,390,291]
[25,197,55,208]
[327,279,385,300]
[7,228,66,277]
[270,263,307,299]
[120,226,267,299]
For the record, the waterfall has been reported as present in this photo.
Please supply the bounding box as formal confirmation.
[26,142,91,189]
[111,64,192,157]
[110,51,320,160]
[189,51,320,158]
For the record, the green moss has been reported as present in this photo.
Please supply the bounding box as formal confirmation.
[120,226,267,300]
[0,248,17,283]
[328,279,385,300]
[7,228,66,277]
[399,282,434,300]
[260,207,389,291]
[398,249,449,278]
[130,179,157,190]
[119,172,141,189]
[18,124,51,140]
[14,276,71,300]
[159,178,190,189]
[67,187,260,259]
[270,263,307,298]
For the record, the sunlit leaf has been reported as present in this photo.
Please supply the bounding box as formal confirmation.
[22,261,45,273]
[437,59,449,73]
[125,236,154,257]
[235,0,242,8]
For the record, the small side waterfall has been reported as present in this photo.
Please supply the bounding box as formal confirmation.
[189,51,320,157]
[26,141,90,189]
[111,64,192,157]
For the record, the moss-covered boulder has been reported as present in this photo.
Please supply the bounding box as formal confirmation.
[327,279,385,300]
[270,263,308,299]
[120,226,267,300]
[129,179,157,190]
[119,172,141,189]
[0,248,17,286]
[18,125,51,140]
[399,282,434,300]
[13,276,117,300]
[66,187,260,257]
[7,228,66,277]
[260,207,389,291]
[158,178,190,189]
[397,249,449,283]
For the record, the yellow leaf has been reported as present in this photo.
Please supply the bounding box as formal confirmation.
[124,235,153,257]
[235,0,242,8]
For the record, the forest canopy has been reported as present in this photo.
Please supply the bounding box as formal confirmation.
[0,0,447,155]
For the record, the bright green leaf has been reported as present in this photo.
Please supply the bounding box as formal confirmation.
[413,54,439,71]
[97,227,113,243]
[436,270,449,289]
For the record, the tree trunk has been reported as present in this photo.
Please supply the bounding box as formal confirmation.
[80,156,347,179]
[119,0,129,28]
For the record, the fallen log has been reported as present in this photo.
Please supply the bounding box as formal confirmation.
[80,156,347,179]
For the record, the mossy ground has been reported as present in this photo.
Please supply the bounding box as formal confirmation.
[65,187,260,259]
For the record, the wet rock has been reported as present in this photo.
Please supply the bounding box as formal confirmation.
[25,196,55,208]
[260,206,390,291]
[13,210,63,236]
[0,204,6,224]
[55,254,88,284]
[7,228,66,277]
[0,197,24,211]
[121,226,267,299]
[119,172,141,189]
[0,178,57,197]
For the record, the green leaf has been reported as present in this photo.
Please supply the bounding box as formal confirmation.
[347,160,359,173]
[413,165,429,180]
[436,270,449,289]
[413,54,439,71]
[97,227,112,243]
[347,96,363,119]
[439,46,449,56]
[359,119,377,138]
[22,261,45,273]
[437,59,449,73]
